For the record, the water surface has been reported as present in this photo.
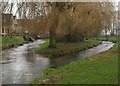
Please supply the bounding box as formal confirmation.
[1,40,114,84]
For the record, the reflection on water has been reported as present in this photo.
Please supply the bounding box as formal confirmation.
[1,40,50,84]
[50,41,114,68]
[1,40,114,84]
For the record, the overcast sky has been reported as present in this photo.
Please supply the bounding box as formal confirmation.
[4,0,120,16]
[6,0,120,3]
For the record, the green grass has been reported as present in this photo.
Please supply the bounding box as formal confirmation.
[32,42,118,84]
[0,36,25,49]
[35,39,101,57]
[96,35,118,43]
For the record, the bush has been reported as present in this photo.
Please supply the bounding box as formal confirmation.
[66,30,84,42]
[56,29,85,42]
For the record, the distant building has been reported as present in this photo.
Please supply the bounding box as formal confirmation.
[2,13,12,35]
[17,19,29,35]
[12,16,18,34]
[1,12,49,37]
[17,18,49,38]
[2,13,18,36]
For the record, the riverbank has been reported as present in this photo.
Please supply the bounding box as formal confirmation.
[0,36,26,49]
[95,35,118,43]
[32,42,118,84]
[35,39,102,57]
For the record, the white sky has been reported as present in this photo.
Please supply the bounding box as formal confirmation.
[2,0,120,17]
[2,0,120,2]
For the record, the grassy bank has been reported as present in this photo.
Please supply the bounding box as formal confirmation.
[0,36,25,49]
[95,35,118,43]
[32,42,118,84]
[35,39,101,57]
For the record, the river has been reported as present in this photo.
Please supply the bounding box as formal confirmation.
[0,40,114,84]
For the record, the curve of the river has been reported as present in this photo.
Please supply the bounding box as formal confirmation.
[0,40,114,84]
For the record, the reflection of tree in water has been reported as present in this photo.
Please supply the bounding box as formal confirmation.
[24,44,37,63]
[2,49,11,61]
[49,55,78,68]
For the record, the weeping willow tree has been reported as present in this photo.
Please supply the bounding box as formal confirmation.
[1,1,115,48]
[46,2,74,48]
[52,2,115,43]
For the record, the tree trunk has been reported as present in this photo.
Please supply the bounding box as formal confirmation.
[105,29,108,41]
[106,34,108,41]
[49,8,59,48]
[49,15,59,48]
[49,26,56,48]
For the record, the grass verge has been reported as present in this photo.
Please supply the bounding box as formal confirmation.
[95,35,118,43]
[35,39,101,57]
[0,36,25,49]
[32,42,118,84]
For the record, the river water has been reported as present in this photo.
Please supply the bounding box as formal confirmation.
[0,40,114,84]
